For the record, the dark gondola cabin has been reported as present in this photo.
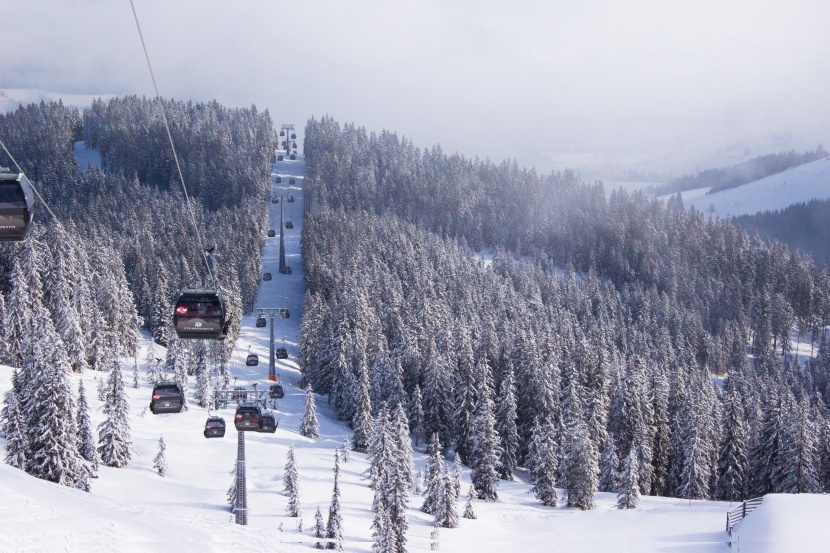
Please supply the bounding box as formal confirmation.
[173,288,227,340]
[260,413,278,433]
[204,416,226,438]
[268,229,276,237]
[287,195,295,202]
[279,130,285,136]
[276,347,288,359]
[150,382,185,414]
[277,155,283,161]
[276,177,282,183]
[271,196,278,204]
[246,353,259,366]
[280,309,290,319]
[280,266,292,275]
[290,133,296,139]
[289,178,296,184]
[234,405,263,431]
[292,142,297,148]
[263,272,272,281]
[282,141,287,147]
[269,383,285,398]
[289,154,296,160]
[256,316,267,328]
[0,168,37,242]
[285,221,293,229]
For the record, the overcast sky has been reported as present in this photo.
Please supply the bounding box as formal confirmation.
[3,0,829,178]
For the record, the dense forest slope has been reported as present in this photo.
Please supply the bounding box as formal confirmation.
[299,115,830,506]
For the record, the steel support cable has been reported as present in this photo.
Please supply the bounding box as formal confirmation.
[129,0,217,289]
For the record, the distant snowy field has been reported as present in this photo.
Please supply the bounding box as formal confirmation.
[661,157,830,218]
[0,88,115,114]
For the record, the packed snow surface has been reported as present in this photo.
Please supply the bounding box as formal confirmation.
[729,494,830,553]
[2,154,828,552]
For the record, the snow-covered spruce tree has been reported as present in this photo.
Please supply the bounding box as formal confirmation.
[495,360,519,481]
[0,290,6,362]
[777,395,820,493]
[617,447,640,509]
[326,450,344,550]
[409,384,425,447]
[422,433,444,514]
[422,337,454,450]
[716,378,748,501]
[562,417,599,510]
[452,453,462,500]
[527,417,558,507]
[598,433,619,493]
[145,340,159,384]
[433,464,458,529]
[314,506,326,549]
[342,436,351,462]
[468,359,501,501]
[193,341,211,408]
[227,466,238,512]
[132,356,140,389]
[301,384,321,439]
[76,380,96,462]
[154,436,168,476]
[2,369,27,470]
[46,224,88,373]
[462,484,477,519]
[749,391,782,496]
[97,375,105,401]
[676,390,713,500]
[352,364,372,452]
[392,403,414,489]
[284,444,301,517]
[451,328,477,465]
[371,499,397,553]
[26,345,90,491]
[97,354,132,468]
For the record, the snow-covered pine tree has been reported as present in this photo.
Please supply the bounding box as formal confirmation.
[96,375,105,402]
[749,391,782,496]
[227,466,238,512]
[132,356,140,389]
[2,369,27,469]
[562,416,599,510]
[433,464,459,529]
[314,506,326,549]
[26,343,90,491]
[468,359,501,501]
[46,225,88,373]
[527,416,558,507]
[284,444,301,517]
[153,436,168,476]
[76,380,96,462]
[617,447,640,509]
[352,364,372,452]
[777,394,820,493]
[301,384,321,439]
[453,453,462,500]
[97,354,132,468]
[422,337,454,450]
[716,378,748,501]
[409,384,425,447]
[342,436,351,462]
[326,450,344,550]
[462,484,477,519]
[145,340,159,385]
[371,497,397,553]
[422,433,444,514]
[495,360,519,480]
[598,433,619,493]
[193,341,211,408]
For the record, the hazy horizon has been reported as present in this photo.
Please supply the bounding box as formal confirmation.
[3,0,829,179]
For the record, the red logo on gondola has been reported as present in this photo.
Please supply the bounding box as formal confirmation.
[175,306,188,314]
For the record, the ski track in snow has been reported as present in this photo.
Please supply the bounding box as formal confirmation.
[0,153,824,552]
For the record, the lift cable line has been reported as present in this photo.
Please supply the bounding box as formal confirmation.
[128,0,216,288]
[0,137,61,226]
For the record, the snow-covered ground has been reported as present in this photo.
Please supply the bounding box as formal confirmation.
[660,157,830,219]
[729,494,830,553]
[2,153,828,553]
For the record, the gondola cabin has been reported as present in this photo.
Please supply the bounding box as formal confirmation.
[280,266,292,275]
[276,177,282,183]
[260,413,278,433]
[173,288,227,340]
[287,195,295,202]
[204,416,226,438]
[268,229,276,237]
[280,309,290,319]
[269,383,285,399]
[277,155,283,161]
[263,272,272,281]
[246,353,259,366]
[256,316,267,328]
[150,382,185,414]
[289,154,296,160]
[292,142,297,148]
[0,168,37,242]
[289,178,296,184]
[290,133,296,139]
[271,196,278,204]
[234,405,263,431]
[282,140,287,147]
[279,130,285,136]
[285,221,294,229]
[276,347,288,359]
